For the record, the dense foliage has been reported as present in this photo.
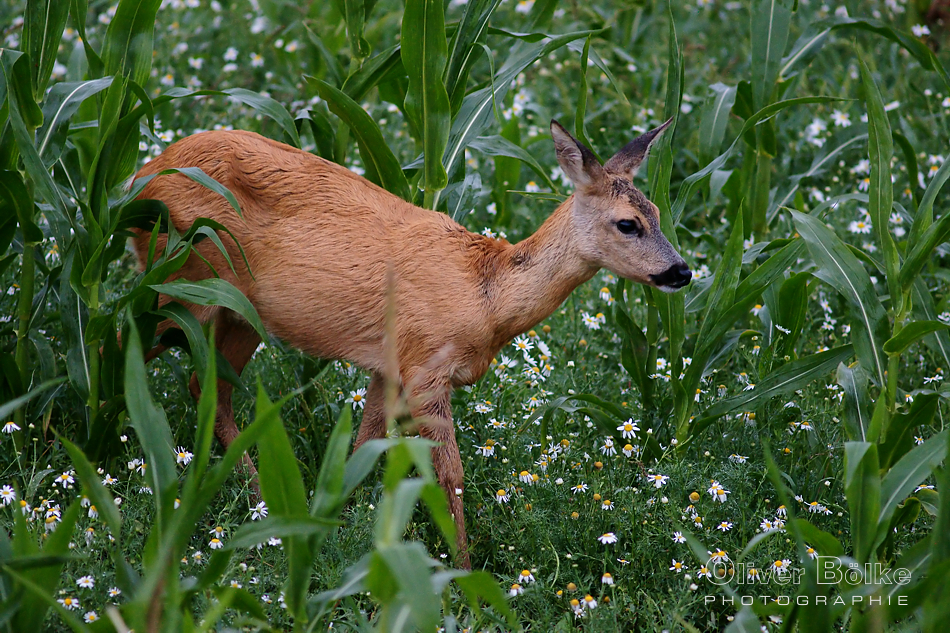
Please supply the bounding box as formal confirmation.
[1,0,950,630]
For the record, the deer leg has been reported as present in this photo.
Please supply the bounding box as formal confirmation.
[354,371,388,450]
[408,377,470,569]
[188,313,262,488]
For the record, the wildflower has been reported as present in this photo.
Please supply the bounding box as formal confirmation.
[622,444,635,457]
[751,304,763,316]
[600,287,612,302]
[831,110,851,127]
[911,24,931,37]
[711,486,730,503]
[772,559,792,574]
[209,538,223,549]
[601,499,614,511]
[805,546,818,560]
[250,52,264,67]
[345,388,367,409]
[2,421,20,433]
[495,489,510,504]
[127,458,146,475]
[0,485,15,506]
[582,594,598,609]
[515,0,534,13]
[88,505,98,519]
[473,400,493,413]
[58,597,80,610]
[709,549,729,563]
[223,46,238,61]
[697,565,711,579]
[617,419,639,439]
[54,472,75,488]
[672,531,686,544]
[175,447,193,465]
[85,527,94,545]
[598,532,618,545]
[509,583,524,596]
[600,438,617,456]
[76,575,94,589]
[729,454,748,464]
[475,441,496,457]
[717,521,733,532]
[518,471,532,484]
[101,474,117,486]
[571,483,588,495]
[776,505,787,517]
[83,612,99,623]
[670,559,687,573]
[647,474,670,489]
[519,569,535,583]
[760,518,776,532]
[512,335,534,355]
[251,501,268,520]
[581,312,601,330]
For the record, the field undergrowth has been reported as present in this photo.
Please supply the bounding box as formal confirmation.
[1,0,950,631]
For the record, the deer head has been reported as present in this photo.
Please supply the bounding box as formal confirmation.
[550,119,691,292]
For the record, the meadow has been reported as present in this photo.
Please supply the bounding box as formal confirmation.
[1,0,950,630]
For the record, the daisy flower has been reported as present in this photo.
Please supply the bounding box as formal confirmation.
[672,531,686,544]
[345,388,367,410]
[495,489,510,504]
[76,575,94,589]
[617,419,640,439]
[519,569,535,583]
[647,474,669,488]
[598,532,618,545]
[175,447,193,465]
[602,572,614,585]
[669,559,687,573]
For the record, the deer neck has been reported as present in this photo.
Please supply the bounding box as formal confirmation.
[491,195,599,342]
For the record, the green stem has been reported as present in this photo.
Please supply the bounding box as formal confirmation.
[424,188,441,210]
[14,241,36,432]
[752,150,772,239]
[87,283,100,419]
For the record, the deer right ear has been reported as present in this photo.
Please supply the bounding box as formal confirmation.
[550,120,604,189]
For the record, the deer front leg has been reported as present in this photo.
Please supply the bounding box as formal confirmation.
[408,379,470,569]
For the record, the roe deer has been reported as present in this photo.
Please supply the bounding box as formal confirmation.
[133,119,691,569]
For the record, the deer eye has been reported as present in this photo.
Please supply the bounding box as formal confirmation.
[616,219,643,236]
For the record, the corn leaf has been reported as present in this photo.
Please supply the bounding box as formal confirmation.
[101,0,162,89]
[149,279,267,341]
[444,0,501,114]
[467,135,558,192]
[698,83,737,166]
[223,88,301,149]
[307,77,412,202]
[36,77,114,166]
[23,0,70,101]
[901,158,950,291]
[836,362,871,442]
[844,441,881,564]
[342,44,402,102]
[750,0,794,111]
[884,321,950,356]
[402,0,451,196]
[860,59,900,313]
[791,210,888,386]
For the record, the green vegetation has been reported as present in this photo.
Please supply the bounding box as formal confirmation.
[1,0,950,630]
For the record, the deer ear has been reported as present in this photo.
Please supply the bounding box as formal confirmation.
[550,120,604,189]
[603,117,673,180]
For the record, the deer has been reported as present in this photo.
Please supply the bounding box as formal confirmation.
[132,119,691,569]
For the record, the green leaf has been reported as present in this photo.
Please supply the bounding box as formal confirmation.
[444,0,501,114]
[123,317,178,514]
[226,516,342,550]
[101,0,163,88]
[877,430,948,543]
[342,44,402,103]
[901,158,950,290]
[844,442,882,564]
[0,170,42,244]
[859,59,900,313]
[781,17,950,90]
[695,345,854,429]
[791,210,888,386]
[36,77,114,166]
[306,77,412,202]
[467,135,557,192]
[23,0,71,101]
[880,393,938,471]
[223,88,301,149]
[672,96,845,223]
[884,321,950,356]
[698,83,737,166]
[0,51,67,217]
[453,570,516,626]
[153,302,210,381]
[336,0,370,59]
[60,437,122,540]
[836,362,871,442]
[750,0,794,111]
[401,0,451,196]
[0,377,65,422]
[149,279,267,341]
[442,29,598,177]
[788,519,844,557]
[311,407,352,518]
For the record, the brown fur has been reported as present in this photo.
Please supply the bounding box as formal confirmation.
[132,121,687,568]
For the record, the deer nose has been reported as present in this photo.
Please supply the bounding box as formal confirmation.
[650,262,692,289]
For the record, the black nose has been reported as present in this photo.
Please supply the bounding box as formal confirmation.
[650,262,692,289]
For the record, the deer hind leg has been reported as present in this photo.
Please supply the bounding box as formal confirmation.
[408,375,471,569]
[188,311,262,486]
[354,371,389,450]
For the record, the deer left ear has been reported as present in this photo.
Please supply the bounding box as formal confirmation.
[603,118,674,180]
